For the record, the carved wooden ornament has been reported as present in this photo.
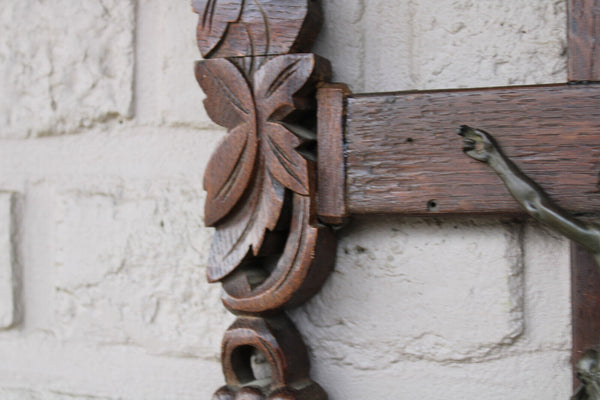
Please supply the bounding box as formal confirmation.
[195,1,334,399]
[196,0,600,398]
[193,0,322,59]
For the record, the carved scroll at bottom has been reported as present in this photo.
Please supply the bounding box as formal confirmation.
[214,315,326,400]
[220,194,336,314]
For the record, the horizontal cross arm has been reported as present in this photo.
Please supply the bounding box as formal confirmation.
[317,83,600,219]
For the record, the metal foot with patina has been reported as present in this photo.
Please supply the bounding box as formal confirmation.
[458,125,600,269]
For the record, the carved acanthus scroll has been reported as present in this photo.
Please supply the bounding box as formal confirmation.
[194,1,335,398]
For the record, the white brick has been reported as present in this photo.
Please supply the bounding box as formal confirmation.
[0,388,112,400]
[522,222,572,349]
[135,0,216,128]
[54,180,233,359]
[158,2,214,127]
[313,0,368,92]
[305,2,574,397]
[0,193,15,329]
[0,1,135,138]
[320,0,567,92]
[361,1,414,92]
[0,126,223,185]
[292,220,572,400]
[411,0,567,90]
[315,351,571,400]
[0,337,224,400]
[292,217,525,367]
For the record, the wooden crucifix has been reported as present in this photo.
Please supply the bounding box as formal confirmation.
[193,1,600,398]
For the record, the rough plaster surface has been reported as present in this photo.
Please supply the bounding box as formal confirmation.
[292,218,526,366]
[316,0,567,92]
[136,0,215,128]
[54,181,232,359]
[0,338,224,399]
[315,351,571,400]
[407,0,567,90]
[292,219,572,399]
[0,0,135,138]
[0,0,574,399]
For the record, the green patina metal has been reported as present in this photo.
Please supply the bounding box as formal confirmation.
[458,125,600,269]
[459,125,600,400]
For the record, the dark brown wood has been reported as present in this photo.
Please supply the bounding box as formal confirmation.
[197,55,331,229]
[195,2,335,397]
[193,0,322,60]
[220,195,336,314]
[217,315,326,399]
[197,53,336,314]
[196,54,331,284]
[572,243,600,371]
[568,1,600,390]
[316,83,351,225]
[568,0,600,81]
[344,84,600,216]
[196,58,257,227]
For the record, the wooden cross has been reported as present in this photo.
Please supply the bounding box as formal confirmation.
[194,0,600,398]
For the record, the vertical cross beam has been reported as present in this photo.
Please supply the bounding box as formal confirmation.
[569,0,600,385]
[568,0,600,81]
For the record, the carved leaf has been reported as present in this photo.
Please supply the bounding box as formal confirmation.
[211,22,253,62]
[195,0,317,59]
[235,0,270,60]
[200,54,329,282]
[254,54,318,121]
[195,59,257,226]
[203,123,257,226]
[263,122,309,195]
[193,0,243,57]
[195,59,254,130]
[207,168,285,282]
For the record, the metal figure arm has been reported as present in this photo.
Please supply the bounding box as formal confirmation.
[458,125,600,269]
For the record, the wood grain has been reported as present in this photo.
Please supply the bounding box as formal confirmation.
[194,1,334,397]
[217,315,326,399]
[345,84,600,216]
[568,1,600,390]
[193,0,322,59]
[568,0,600,81]
[196,54,331,285]
[196,58,258,227]
[572,243,600,375]
[316,84,351,225]
[221,194,336,314]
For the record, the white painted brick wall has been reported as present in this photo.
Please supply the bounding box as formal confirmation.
[0,0,572,399]
[0,1,136,138]
[315,0,567,92]
[54,181,231,356]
